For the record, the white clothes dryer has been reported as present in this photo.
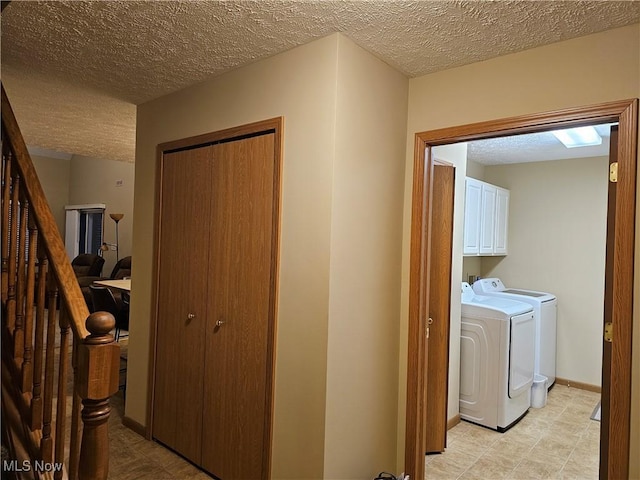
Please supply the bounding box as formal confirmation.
[472,278,557,389]
[460,282,535,432]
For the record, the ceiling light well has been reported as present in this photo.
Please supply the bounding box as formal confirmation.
[551,126,602,148]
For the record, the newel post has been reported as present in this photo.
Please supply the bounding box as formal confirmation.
[76,312,120,480]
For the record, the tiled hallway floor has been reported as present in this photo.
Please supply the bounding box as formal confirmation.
[108,391,212,479]
[425,385,601,479]
[107,383,599,479]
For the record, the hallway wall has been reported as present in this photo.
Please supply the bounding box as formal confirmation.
[402,23,640,476]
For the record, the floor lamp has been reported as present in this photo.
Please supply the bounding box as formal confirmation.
[100,213,124,261]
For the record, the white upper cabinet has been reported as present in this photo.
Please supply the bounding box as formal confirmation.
[479,183,497,255]
[463,178,483,255]
[494,187,510,255]
[463,177,509,256]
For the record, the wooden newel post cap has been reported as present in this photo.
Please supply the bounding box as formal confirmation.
[78,312,120,399]
[86,312,116,344]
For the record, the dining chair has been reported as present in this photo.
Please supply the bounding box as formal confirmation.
[80,256,132,312]
[89,285,130,341]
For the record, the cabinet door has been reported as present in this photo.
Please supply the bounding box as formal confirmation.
[494,187,509,255]
[479,183,497,255]
[463,178,482,255]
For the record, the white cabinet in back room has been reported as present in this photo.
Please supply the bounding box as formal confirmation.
[494,187,509,255]
[463,177,509,256]
[463,178,483,254]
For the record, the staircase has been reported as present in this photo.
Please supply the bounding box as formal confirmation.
[1,84,120,479]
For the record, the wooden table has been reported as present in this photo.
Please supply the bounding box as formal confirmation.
[93,278,131,292]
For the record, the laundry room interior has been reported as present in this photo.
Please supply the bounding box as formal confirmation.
[433,122,612,442]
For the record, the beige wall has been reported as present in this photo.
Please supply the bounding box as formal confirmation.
[31,152,133,273]
[323,35,407,477]
[131,34,408,479]
[483,157,608,387]
[465,158,485,180]
[402,24,640,476]
[31,154,71,236]
[68,155,134,275]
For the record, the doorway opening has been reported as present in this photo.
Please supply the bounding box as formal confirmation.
[427,121,614,477]
[404,99,637,480]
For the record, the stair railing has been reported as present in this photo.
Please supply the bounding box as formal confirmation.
[1,84,120,480]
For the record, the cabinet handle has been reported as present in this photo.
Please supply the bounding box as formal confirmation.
[187,313,196,320]
[216,319,226,327]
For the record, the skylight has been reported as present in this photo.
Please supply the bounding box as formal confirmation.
[551,126,602,148]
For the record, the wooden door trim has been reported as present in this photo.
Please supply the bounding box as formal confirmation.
[405,99,637,480]
[146,117,284,480]
[405,135,430,472]
[157,117,284,153]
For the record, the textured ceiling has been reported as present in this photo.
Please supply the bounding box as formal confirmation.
[467,123,614,165]
[1,0,639,163]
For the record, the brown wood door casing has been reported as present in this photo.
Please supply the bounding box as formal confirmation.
[599,125,617,478]
[405,100,637,480]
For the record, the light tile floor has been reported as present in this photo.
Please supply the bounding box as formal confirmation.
[426,385,601,479]
[108,390,212,479]
[106,337,212,479]
[107,381,599,479]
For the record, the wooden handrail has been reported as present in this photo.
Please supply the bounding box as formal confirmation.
[1,83,119,480]
[1,85,89,339]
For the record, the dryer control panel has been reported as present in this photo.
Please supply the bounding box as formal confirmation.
[474,277,505,292]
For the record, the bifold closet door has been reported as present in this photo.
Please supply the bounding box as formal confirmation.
[152,146,215,464]
[153,130,277,479]
[201,133,276,480]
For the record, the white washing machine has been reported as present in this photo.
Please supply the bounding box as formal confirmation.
[460,282,535,432]
[472,278,557,389]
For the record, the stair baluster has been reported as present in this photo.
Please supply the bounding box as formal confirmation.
[1,83,119,480]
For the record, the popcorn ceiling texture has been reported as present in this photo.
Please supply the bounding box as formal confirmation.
[1,0,639,163]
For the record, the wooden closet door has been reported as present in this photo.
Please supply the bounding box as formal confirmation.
[201,133,276,479]
[152,146,214,464]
